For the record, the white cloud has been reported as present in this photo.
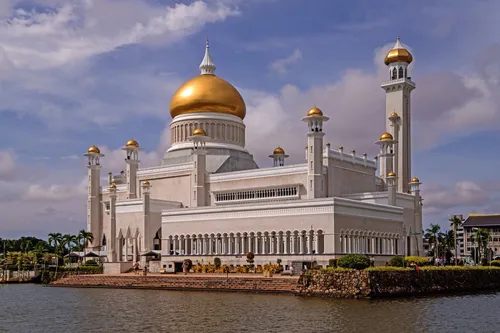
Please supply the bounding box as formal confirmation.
[0,0,240,70]
[0,150,16,178]
[22,176,88,202]
[268,49,302,74]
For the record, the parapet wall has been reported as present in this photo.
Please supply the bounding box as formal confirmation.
[296,269,500,298]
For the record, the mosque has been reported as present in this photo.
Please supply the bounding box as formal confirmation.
[84,37,424,272]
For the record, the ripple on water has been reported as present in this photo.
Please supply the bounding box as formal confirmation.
[0,285,499,333]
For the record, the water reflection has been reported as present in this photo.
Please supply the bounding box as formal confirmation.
[0,285,498,333]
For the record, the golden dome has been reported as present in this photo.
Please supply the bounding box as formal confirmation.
[126,139,139,147]
[307,107,323,117]
[411,177,420,183]
[379,132,393,141]
[143,180,150,186]
[390,111,399,117]
[109,183,117,189]
[170,74,246,119]
[192,128,207,136]
[88,145,100,154]
[384,36,413,65]
[387,171,396,177]
[273,146,285,155]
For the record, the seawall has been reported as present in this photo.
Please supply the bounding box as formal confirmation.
[50,274,299,294]
[296,269,500,298]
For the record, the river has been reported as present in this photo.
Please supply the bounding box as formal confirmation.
[0,284,498,333]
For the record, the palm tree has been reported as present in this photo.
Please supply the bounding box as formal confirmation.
[62,234,77,265]
[449,215,462,265]
[476,228,492,264]
[20,238,32,254]
[48,233,62,276]
[78,230,94,256]
[425,224,441,261]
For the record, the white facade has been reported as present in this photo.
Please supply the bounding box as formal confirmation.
[85,38,424,269]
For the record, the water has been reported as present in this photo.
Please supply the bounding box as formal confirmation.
[0,285,498,333]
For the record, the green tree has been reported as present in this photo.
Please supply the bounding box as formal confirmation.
[476,228,492,264]
[78,230,94,255]
[425,224,442,261]
[449,215,462,265]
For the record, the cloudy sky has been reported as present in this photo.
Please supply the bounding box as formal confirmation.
[1,0,500,239]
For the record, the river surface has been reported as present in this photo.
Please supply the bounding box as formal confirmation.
[0,284,498,333]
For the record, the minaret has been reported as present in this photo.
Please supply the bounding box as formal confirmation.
[409,177,423,255]
[122,139,141,199]
[84,145,104,249]
[141,180,152,252]
[375,132,397,188]
[107,183,117,262]
[188,128,208,207]
[199,39,216,75]
[386,171,397,206]
[302,106,329,199]
[388,111,401,191]
[269,146,289,167]
[381,36,415,193]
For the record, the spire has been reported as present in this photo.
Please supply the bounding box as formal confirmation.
[199,39,216,75]
[393,36,403,50]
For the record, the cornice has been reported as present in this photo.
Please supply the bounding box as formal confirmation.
[208,164,308,182]
[137,162,194,177]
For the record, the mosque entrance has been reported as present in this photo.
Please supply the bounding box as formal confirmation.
[174,262,183,273]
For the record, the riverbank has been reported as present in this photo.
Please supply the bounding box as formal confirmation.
[49,268,500,298]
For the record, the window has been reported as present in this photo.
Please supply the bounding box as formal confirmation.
[215,186,299,203]
[310,180,313,191]
[310,161,313,170]
[193,190,197,200]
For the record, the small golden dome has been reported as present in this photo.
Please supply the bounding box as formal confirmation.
[351,149,356,153]
[384,36,413,65]
[192,128,207,136]
[273,146,285,155]
[380,132,393,141]
[362,152,367,156]
[387,171,396,177]
[411,177,420,183]
[126,139,139,147]
[338,146,343,150]
[143,180,150,186]
[307,107,323,117]
[109,183,117,189]
[170,74,246,119]
[391,111,399,117]
[87,145,100,154]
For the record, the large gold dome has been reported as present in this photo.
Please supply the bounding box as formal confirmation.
[384,36,413,65]
[169,74,246,119]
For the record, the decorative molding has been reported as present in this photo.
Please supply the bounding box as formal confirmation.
[380,78,416,89]
[167,141,248,153]
[137,162,194,177]
[208,164,308,182]
[171,112,243,124]
[325,149,377,169]
[162,197,403,223]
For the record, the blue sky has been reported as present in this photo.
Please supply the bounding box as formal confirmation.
[0,0,499,238]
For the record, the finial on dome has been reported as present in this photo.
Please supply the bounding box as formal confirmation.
[199,38,216,75]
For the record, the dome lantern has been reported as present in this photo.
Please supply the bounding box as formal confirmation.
[269,146,289,167]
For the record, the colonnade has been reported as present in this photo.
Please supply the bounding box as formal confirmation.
[339,230,399,255]
[163,230,325,256]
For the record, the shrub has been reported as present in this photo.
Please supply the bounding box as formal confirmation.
[490,260,500,267]
[83,260,98,266]
[276,258,282,265]
[337,254,370,270]
[328,259,338,268]
[390,256,405,267]
[214,257,221,269]
[404,256,432,267]
[367,266,408,271]
[183,259,193,270]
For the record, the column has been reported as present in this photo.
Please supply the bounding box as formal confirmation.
[284,234,289,254]
[307,232,313,254]
[184,237,189,255]
[291,234,296,254]
[314,232,320,254]
[248,235,252,253]
[270,236,275,254]
[208,235,213,255]
[277,234,282,255]
[166,237,171,256]
[203,236,208,255]
[255,236,259,254]
[133,238,138,261]
[299,233,305,254]
[215,237,220,255]
[240,235,245,254]
[222,235,227,255]
[235,236,240,255]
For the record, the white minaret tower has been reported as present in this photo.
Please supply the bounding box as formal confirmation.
[269,146,289,167]
[84,145,104,250]
[386,171,397,206]
[141,180,152,252]
[188,128,208,207]
[107,183,117,262]
[388,111,401,191]
[375,132,397,188]
[409,177,424,256]
[302,106,329,199]
[381,36,415,193]
[122,139,141,199]
[200,39,216,75]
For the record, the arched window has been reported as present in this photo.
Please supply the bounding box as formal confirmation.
[391,67,397,80]
[398,67,404,79]
[102,234,107,246]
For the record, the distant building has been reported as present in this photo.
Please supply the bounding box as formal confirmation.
[462,214,500,263]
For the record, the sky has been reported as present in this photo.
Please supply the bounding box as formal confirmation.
[1,0,500,239]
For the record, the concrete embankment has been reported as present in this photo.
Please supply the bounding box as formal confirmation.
[50,274,299,294]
